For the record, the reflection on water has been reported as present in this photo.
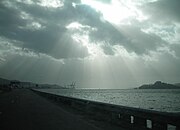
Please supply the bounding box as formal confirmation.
[38,89,180,112]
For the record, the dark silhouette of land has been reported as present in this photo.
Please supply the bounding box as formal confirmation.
[0,89,125,130]
[175,83,180,87]
[0,77,64,89]
[138,81,180,89]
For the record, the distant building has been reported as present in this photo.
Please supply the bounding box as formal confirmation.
[10,81,21,88]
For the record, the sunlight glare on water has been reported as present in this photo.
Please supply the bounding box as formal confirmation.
[38,89,180,112]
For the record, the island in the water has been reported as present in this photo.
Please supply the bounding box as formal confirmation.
[137,81,180,89]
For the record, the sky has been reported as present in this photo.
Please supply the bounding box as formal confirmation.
[0,0,180,89]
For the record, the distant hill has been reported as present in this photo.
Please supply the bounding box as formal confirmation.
[174,83,180,87]
[0,77,64,89]
[138,81,180,89]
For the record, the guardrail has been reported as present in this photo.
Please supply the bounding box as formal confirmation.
[32,89,180,130]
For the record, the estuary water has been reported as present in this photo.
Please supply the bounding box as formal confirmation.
[37,89,180,113]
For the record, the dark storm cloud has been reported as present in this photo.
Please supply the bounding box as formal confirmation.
[0,0,89,59]
[89,23,165,55]
[0,3,24,28]
[0,0,179,89]
[170,44,180,58]
[142,0,180,22]
[100,44,115,55]
[0,0,175,59]
[118,26,166,55]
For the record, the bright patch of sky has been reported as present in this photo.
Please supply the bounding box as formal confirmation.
[17,0,64,8]
[37,0,64,8]
[66,22,102,56]
[20,11,33,20]
[66,22,96,31]
[81,0,148,25]
[72,34,104,56]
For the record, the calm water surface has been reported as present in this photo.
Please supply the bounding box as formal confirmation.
[38,89,180,113]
